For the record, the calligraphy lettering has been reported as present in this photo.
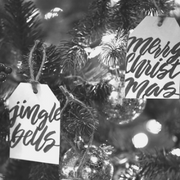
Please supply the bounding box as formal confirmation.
[126,36,180,98]
[9,101,60,152]
[10,123,56,153]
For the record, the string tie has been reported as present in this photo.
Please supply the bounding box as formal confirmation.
[28,40,47,94]
[153,0,166,26]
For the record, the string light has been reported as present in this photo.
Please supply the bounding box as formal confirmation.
[175,0,180,4]
[44,7,63,20]
[132,133,148,148]
[171,148,180,156]
[109,0,120,7]
[146,119,162,134]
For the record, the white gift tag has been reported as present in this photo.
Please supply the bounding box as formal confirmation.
[125,16,180,99]
[8,83,60,164]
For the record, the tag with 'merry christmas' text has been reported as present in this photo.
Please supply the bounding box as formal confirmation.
[125,16,180,99]
[8,83,60,164]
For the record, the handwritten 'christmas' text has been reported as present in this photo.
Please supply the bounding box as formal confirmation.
[125,36,180,98]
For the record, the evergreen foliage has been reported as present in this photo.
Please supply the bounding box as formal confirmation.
[0,0,180,180]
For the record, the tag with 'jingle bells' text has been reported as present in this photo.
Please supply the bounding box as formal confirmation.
[8,83,60,164]
[125,16,180,99]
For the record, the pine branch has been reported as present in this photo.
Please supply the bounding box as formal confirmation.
[0,100,9,140]
[120,163,140,180]
[42,45,63,84]
[29,163,58,180]
[16,41,69,90]
[138,150,180,180]
[0,0,44,97]
[4,160,31,180]
[56,41,88,76]
[71,0,110,45]
[2,0,42,54]
[70,0,174,47]
[0,100,9,165]
[100,29,128,69]
[88,81,112,102]
[60,87,98,138]
[110,0,174,31]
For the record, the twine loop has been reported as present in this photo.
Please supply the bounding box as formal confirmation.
[28,40,47,94]
[152,0,166,26]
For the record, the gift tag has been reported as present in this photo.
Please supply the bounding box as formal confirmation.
[125,16,180,98]
[8,83,60,164]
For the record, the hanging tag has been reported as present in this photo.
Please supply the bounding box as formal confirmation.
[8,82,60,164]
[125,16,180,99]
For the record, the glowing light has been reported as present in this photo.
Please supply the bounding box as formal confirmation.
[132,133,148,148]
[109,91,118,99]
[109,78,120,89]
[175,0,180,4]
[86,46,101,59]
[27,9,40,23]
[109,0,119,7]
[146,119,162,134]
[44,7,63,20]
[17,61,22,69]
[90,156,98,164]
[118,157,128,164]
[131,164,140,171]
[129,29,134,34]
[172,136,178,142]
[102,32,116,44]
[171,148,180,156]
[111,0,119,2]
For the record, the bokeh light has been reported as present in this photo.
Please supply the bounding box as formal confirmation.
[146,119,162,134]
[44,7,63,19]
[132,133,148,148]
[171,148,180,156]
[109,0,120,7]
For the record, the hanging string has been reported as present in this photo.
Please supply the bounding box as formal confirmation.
[152,0,166,26]
[28,41,47,94]
[28,41,38,81]
[59,85,96,179]
[36,43,47,81]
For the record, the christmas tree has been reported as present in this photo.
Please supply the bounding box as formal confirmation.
[0,0,180,179]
